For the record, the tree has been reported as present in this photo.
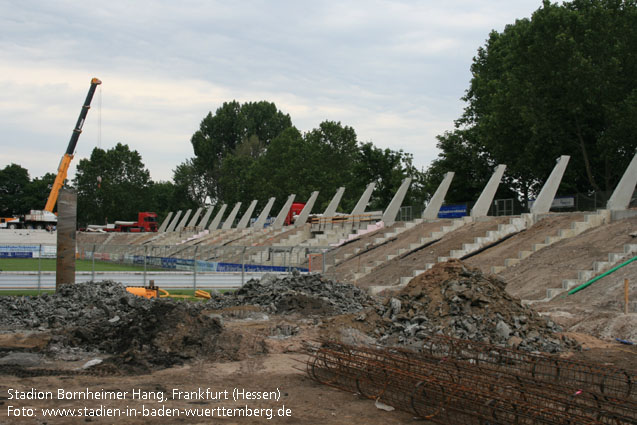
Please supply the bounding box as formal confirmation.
[423,130,494,204]
[172,159,209,208]
[23,173,57,213]
[190,101,292,202]
[354,142,426,211]
[443,0,637,204]
[0,163,31,216]
[73,143,151,226]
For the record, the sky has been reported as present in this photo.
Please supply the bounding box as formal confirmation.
[0,0,543,183]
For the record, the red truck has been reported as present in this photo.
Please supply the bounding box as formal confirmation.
[103,212,158,232]
[284,202,306,226]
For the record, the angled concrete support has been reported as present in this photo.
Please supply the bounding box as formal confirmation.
[351,183,376,215]
[607,151,637,210]
[187,207,203,227]
[422,172,454,220]
[176,209,192,231]
[471,164,507,217]
[323,187,345,217]
[382,177,412,226]
[273,195,296,229]
[222,202,242,229]
[253,197,275,229]
[208,204,227,230]
[158,212,173,232]
[531,155,570,214]
[295,191,319,226]
[198,206,214,229]
[166,210,182,232]
[237,200,258,229]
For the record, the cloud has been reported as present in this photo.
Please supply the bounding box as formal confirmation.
[0,0,541,182]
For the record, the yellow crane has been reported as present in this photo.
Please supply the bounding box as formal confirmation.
[44,77,102,212]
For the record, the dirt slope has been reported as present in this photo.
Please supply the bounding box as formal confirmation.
[501,216,637,301]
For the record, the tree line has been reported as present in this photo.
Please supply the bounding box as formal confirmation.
[2,0,634,226]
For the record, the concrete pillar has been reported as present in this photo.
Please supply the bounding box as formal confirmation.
[295,191,319,226]
[237,200,258,229]
[382,177,412,226]
[198,206,214,229]
[471,164,506,217]
[422,172,455,220]
[222,202,242,229]
[166,210,182,232]
[157,211,173,232]
[56,188,76,289]
[208,204,227,230]
[176,209,192,231]
[351,182,376,216]
[607,151,637,210]
[187,207,203,228]
[530,155,570,214]
[253,197,275,229]
[323,187,345,217]
[273,195,296,229]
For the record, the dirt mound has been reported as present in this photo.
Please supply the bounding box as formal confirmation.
[376,259,578,353]
[0,281,231,373]
[209,271,378,315]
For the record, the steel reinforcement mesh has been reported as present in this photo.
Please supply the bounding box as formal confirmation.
[306,336,636,425]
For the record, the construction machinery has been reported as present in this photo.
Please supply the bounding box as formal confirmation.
[1,78,102,230]
[44,77,102,213]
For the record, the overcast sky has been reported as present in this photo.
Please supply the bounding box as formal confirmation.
[1,0,542,183]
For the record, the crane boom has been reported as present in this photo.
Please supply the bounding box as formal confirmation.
[44,77,102,213]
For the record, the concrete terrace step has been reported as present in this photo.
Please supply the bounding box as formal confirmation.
[531,239,634,304]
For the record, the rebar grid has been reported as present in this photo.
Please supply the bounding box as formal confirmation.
[306,340,637,425]
[418,334,636,399]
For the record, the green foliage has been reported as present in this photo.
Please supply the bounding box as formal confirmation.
[0,163,31,216]
[0,165,56,216]
[190,100,293,202]
[457,0,637,200]
[73,143,152,226]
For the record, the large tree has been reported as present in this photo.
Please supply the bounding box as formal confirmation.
[441,0,637,205]
[0,163,31,216]
[73,143,152,226]
[190,100,293,202]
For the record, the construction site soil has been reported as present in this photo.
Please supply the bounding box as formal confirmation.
[3,212,636,424]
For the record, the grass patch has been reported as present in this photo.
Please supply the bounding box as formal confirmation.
[0,258,162,272]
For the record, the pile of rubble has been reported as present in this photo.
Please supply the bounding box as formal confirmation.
[209,271,378,315]
[0,281,226,372]
[373,260,578,353]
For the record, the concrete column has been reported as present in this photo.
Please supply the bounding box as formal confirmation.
[208,204,227,230]
[422,172,455,220]
[351,182,376,215]
[382,177,412,226]
[253,197,275,228]
[187,207,203,227]
[531,155,570,214]
[176,209,192,231]
[323,187,345,217]
[157,211,173,232]
[607,151,637,210]
[471,164,506,217]
[222,202,242,229]
[198,206,214,229]
[273,194,296,229]
[237,200,258,229]
[56,188,76,289]
[166,210,182,232]
[295,191,319,226]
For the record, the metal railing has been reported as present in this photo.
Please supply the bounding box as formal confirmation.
[0,243,337,291]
